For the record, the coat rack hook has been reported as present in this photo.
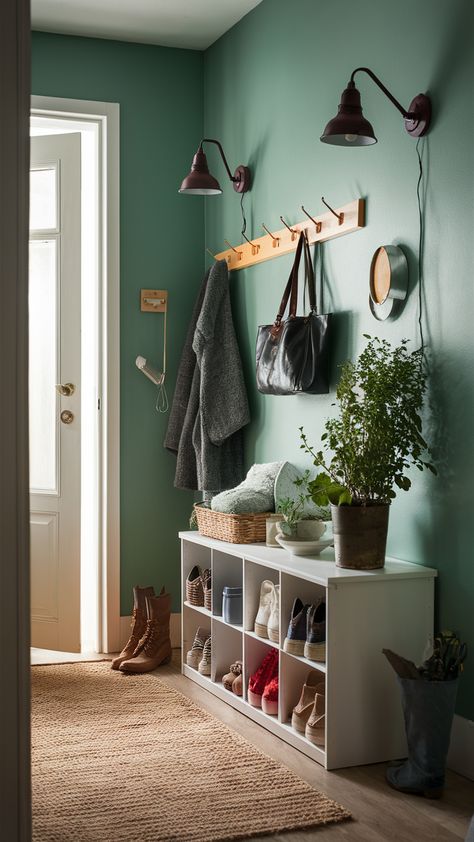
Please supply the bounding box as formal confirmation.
[224,239,243,261]
[279,216,298,241]
[262,223,280,248]
[205,247,216,259]
[241,232,260,255]
[301,205,322,234]
[321,196,344,225]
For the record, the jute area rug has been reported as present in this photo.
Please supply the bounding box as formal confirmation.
[32,663,350,842]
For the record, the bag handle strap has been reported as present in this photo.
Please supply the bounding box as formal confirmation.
[274,231,305,326]
[303,233,318,313]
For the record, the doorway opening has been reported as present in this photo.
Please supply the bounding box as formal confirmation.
[30,97,120,655]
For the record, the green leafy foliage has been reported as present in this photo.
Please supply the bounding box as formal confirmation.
[300,336,437,506]
[276,469,330,534]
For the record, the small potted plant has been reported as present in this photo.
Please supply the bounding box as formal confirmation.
[300,336,436,569]
[276,470,330,539]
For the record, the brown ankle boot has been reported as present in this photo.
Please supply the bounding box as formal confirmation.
[120,589,172,673]
[111,585,155,670]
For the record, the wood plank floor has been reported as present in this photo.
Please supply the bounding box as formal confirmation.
[156,652,473,842]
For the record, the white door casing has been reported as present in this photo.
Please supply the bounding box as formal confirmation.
[31,96,121,652]
[30,132,82,652]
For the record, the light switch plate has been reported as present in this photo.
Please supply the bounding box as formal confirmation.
[140,289,168,313]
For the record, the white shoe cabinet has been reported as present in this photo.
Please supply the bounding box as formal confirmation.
[180,531,436,770]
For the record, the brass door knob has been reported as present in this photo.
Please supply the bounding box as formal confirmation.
[56,382,75,397]
[60,410,74,425]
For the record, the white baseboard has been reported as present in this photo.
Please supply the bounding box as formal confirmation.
[448,714,474,781]
[119,613,181,650]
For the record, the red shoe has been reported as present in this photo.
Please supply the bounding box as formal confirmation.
[262,675,279,716]
[248,648,278,708]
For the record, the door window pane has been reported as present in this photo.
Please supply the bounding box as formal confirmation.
[30,167,57,231]
[29,239,57,492]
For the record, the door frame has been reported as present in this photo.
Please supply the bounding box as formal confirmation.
[31,95,121,653]
[0,0,31,838]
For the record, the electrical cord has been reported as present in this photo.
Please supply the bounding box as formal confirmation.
[416,137,425,354]
[240,191,247,239]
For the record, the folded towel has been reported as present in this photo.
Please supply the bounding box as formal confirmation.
[211,462,283,514]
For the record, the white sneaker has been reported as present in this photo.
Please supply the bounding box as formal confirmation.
[267,584,280,643]
[254,581,276,639]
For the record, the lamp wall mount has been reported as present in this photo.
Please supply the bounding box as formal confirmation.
[179,138,250,195]
[350,67,431,138]
[321,66,431,146]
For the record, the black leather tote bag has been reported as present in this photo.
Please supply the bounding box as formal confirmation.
[256,231,332,395]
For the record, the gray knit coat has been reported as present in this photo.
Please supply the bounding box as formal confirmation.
[165,260,250,493]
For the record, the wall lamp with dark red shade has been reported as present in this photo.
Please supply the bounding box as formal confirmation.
[179,139,251,195]
[320,67,432,147]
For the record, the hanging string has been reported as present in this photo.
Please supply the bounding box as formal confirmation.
[416,137,425,355]
[240,192,247,239]
[155,307,169,413]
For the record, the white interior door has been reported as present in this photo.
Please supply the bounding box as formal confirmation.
[30,133,82,652]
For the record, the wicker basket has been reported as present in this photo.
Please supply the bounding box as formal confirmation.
[194,504,273,544]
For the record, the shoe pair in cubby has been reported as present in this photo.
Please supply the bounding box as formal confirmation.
[291,669,325,747]
[283,597,326,663]
[222,660,243,696]
[186,626,211,675]
[253,580,280,643]
[186,565,211,611]
[248,647,279,716]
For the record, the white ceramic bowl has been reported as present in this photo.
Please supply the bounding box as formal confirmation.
[296,520,326,540]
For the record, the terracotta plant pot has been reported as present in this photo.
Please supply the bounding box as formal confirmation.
[330,503,390,570]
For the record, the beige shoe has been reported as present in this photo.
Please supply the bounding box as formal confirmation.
[291,670,325,733]
[185,626,209,669]
[186,565,204,606]
[305,691,325,746]
[198,636,212,676]
[267,584,280,643]
[111,585,155,670]
[120,590,171,673]
[254,580,275,639]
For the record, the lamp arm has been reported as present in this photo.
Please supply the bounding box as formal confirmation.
[350,67,413,119]
[201,138,237,183]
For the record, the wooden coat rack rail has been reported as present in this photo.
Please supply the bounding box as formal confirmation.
[214,198,365,271]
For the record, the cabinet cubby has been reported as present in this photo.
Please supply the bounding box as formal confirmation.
[180,531,436,770]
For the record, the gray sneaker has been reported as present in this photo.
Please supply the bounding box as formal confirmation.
[283,598,310,657]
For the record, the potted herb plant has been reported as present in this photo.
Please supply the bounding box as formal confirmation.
[300,336,436,569]
[276,470,330,539]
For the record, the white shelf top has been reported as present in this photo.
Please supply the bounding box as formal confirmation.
[179,531,437,587]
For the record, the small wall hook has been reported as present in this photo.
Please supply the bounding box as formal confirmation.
[301,205,322,234]
[279,216,298,241]
[262,223,280,248]
[206,247,216,259]
[241,232,260,255]
[224,239,243,261]
[321,196,344,225]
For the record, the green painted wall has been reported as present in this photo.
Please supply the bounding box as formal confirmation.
[31,4,474,718]
[32,32,204,615]
[204,0,474,717]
